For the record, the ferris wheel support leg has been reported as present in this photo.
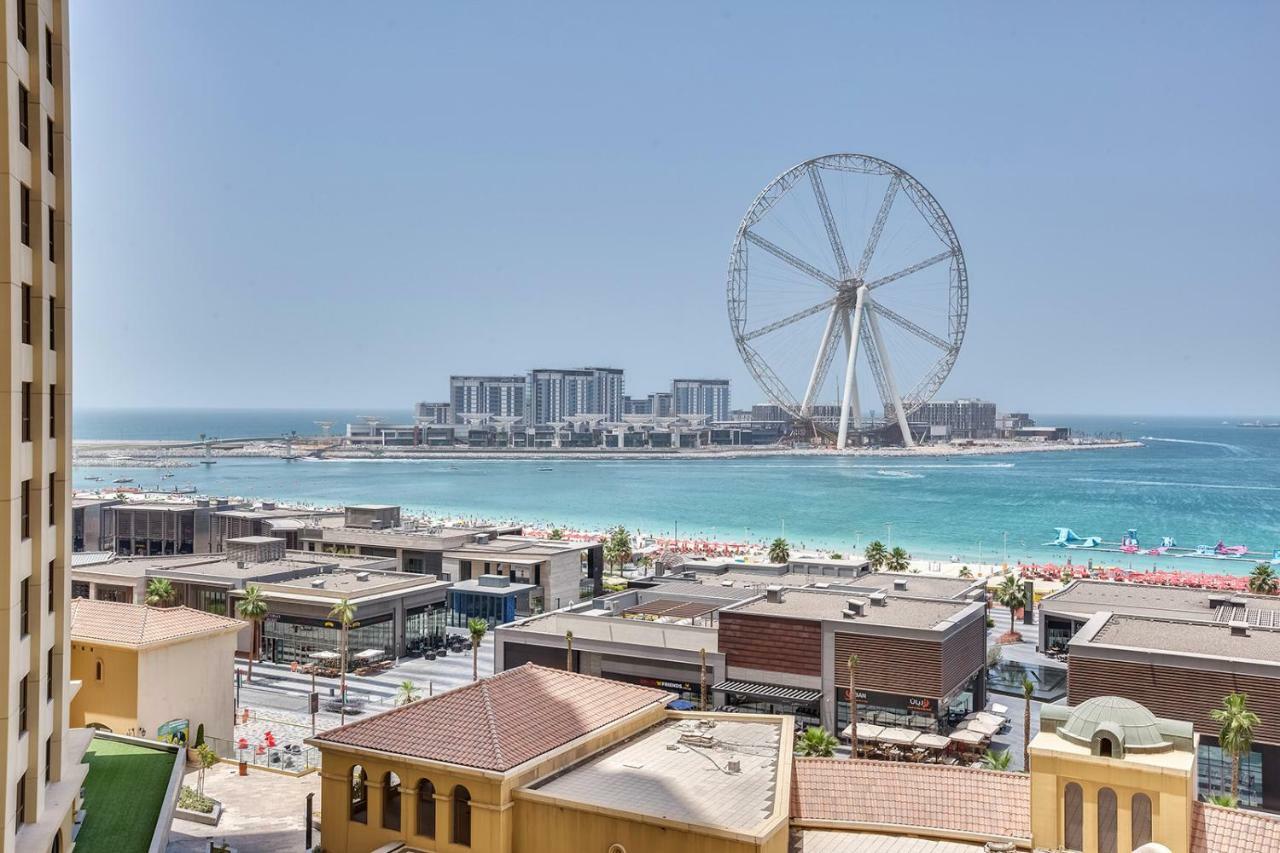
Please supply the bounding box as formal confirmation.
[866,307,916,449]
[801,303,841,415]
[836,287,867,450]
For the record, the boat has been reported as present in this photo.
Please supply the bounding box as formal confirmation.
[84,475,102,482]
[162,473,174,479]
[112,477,134,484]
[538,467,554,472]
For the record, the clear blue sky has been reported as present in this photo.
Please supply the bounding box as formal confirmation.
[71,1,1279,416]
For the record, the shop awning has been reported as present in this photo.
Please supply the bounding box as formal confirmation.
[712,679,822,705]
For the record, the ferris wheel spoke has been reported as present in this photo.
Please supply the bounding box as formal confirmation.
[865,249,954,291]
[808,166,851,279]
[742,297,837,342]
[867,300,951,350]
[855,175,901,280]
[744,231,839,289]
[800,304,845,413]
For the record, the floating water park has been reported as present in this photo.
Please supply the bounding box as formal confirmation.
[1044,527,1278,565]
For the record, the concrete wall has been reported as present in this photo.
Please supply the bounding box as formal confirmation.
[138,632,237,742]
[69,644,139,733]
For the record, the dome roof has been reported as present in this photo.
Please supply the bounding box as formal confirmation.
[1059,696,1170,752]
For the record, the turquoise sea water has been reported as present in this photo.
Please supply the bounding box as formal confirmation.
[73,411,1280,573]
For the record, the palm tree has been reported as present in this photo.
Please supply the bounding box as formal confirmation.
[847,654,859,757]
[564,630,574,672]
[1210,692,1260,804]
[993,574,1025,638]
[886,546,910,573]
[795,726,839,757]
[1022,675,1034,772]
[235,586,268,684]
[958,565,973,579]
[145,577,176,607]
[864,541,888,571]
[1248,563,1278,595]
[548,528,565,541]
[981,748,1012,771]
[768,537,790,564]
[829,552,843,560]
[328,598,357,725]
[468,617,488,681]
[395,680,420,706]
[603,526,632,576]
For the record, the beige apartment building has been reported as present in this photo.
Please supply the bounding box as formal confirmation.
[3,2,79,852]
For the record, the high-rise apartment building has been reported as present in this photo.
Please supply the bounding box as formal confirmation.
[4,2,80,851]
[412,401,451,425]
[448,376,525,422]
[581,367,624,422]
[671,378,731,421]
[916,398,997,439]
[526,369,592,424]
[649,391,673,418]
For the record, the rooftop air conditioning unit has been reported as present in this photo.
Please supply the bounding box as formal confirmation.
[843,598,867,618]
[355,572,370,581]
[869,591,888,607]
[893,579,908,591]
[1229,621,1250,637]
[476,533,490,544]
[765,586,785,604]
[310,578,325,588]
[721,580,734,587]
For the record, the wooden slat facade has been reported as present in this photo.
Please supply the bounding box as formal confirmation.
[718,612,822,677]
[940,615,987,696]
[1069,656,1280,745]
[833,632,945,697]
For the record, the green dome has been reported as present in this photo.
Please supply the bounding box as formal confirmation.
[1059,696,1170,754]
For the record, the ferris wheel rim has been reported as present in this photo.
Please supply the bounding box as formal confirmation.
[726,153,968,425]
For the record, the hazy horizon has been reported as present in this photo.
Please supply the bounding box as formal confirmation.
[71,1,1280,415]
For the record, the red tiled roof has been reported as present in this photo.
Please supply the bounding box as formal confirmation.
[69,599,244,648]
[312,664,672,772]
[791,758,1031,842]
[1192,801,1280,853]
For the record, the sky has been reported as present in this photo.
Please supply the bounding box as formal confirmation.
[70,1,1280,416]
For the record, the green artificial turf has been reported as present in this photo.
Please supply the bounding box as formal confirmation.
[77,737,177,853]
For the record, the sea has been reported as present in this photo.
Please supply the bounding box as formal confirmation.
[72,409,1280,574]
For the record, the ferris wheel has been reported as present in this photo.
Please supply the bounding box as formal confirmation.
[726,154,968,447]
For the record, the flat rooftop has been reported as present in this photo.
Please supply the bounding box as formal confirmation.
[446,536,591,561]
[528,716,782,832]
[1042,579,1280,624]
[731,589,974,630]
[1084,614,1280,665]
[448,577,536,595]
[71,550,397,583]
[633,580,763,603]
[267,568,448,597]
[503,612,718,653]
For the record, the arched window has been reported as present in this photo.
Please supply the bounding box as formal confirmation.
[451,785,472,847]
[349,765,368,824]
[1097,786,1117,853]
[1098,735,1114,757]
[417,779,436,839]
[94,660,103,681]
[51,830,61,853]
[1063,782,1083,851]
[1131,793,1153,848]
[382,771,401,831]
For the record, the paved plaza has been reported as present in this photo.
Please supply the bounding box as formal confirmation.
[166,763,320,853]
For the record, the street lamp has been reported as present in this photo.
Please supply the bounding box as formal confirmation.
[884,523,893,551]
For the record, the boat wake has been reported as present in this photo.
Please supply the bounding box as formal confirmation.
[875,470,925,479]
[1139,436,1248,455]
[1071,477,1280,492]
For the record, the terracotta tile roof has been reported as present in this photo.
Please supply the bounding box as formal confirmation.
[790,758,1031,843]
[69,598,245,648]
[312,664,672,772]
[1191,801,1280,853]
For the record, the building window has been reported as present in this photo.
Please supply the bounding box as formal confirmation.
[22,284,31,342]
[49,385,55,437]
[45,27,52,82]
[1063,782,1083,851]
[94,659,102,682]
[20,184,30,245]
[21,480,31,539]
[48,472,55,521]
[48,563,55,611]
[18,83,28,147]
[22,382,31,441]
[20,579,29,636]
[15,773,25,826]
[18,675,28,733]
[16,0,26,46]
[416,779,436,839]
[1131,793,1152,847]
[46,647,53,700]
[349,765,368,824]
[451,785,471,847]
[49,297,55,349]
[45,736,52,783]
[46,117,54,172]
[72,580,89,599]
[48,207,55,261]
[382,772,401,831]
[1097,786,1117,853]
